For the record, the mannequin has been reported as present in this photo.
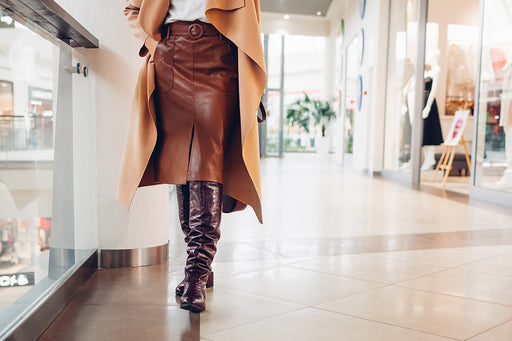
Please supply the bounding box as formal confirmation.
[421,49,444,170]
[122,0,266,313]
[500,62,512,185]
[400,74,413,164]
[399,59,415,164]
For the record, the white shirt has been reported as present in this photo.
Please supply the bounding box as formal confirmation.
[165,0,210,24]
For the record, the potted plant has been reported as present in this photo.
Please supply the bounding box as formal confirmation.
[286,93,336,153]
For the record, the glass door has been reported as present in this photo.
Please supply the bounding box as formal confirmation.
[471,0,512,206]
[382,0,427,184]
[262,34,285,157]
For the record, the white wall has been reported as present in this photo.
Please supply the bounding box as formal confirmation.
[54,0,169,250]
[329,0,390,172]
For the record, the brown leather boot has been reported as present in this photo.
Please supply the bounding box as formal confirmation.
[180,181,222,313]
[175,183,214,296]
[175,272,213,297]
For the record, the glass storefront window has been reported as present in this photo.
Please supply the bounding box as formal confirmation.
[0,17,56,313]
[0,10,95,335]
[474,0,512,192]
[263,34,329,155]
[344,36,359,154]
[264,34,283,156]
[283,35,327,153]
[383,0,418,172]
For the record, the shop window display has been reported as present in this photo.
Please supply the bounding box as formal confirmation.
[445,43,477,115]
[474,0,512,191]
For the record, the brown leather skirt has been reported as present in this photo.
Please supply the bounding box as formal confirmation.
[152,21,239,185]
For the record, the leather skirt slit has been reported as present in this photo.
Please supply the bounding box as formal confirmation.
[150,20,240,186]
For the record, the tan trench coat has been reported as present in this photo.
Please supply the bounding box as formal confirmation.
[118,0,267,223]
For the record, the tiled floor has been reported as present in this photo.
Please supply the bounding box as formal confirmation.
[40,154,512,340]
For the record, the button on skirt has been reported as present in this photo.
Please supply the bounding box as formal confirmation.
[152,21,239,185]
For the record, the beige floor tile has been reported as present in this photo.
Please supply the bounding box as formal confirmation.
[468,320,512,341]
[462,245,512,254]
[200,287,302,335]
[316,286,512,340]
[72,263,183,306]
[460,253,512,276]
[215,266,383,306]
[292,253,445,284]
[207,308,453,341]
[37,154,512,340]
[219,155,512,243]
[211,260,277,279]
[40,303,200,341]
[399,268,512,306]
[378,248,494,267]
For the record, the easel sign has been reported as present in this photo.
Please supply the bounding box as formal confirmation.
[444,110,470,146]
[431,110,472,186]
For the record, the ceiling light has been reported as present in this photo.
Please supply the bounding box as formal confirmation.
[316,11,322,16]
[283,14,290,20]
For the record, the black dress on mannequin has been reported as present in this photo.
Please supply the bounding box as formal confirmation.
[422,76,444,146]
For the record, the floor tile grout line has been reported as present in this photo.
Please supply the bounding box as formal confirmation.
[214,262,391,287]
[208,284,308,308]
[462,317,512,340]
[202,307,312,338]
[284,263,399,285]
[211,263,284,281]
[214,281,394,310]
[377,249,506,269]
[393,282,512,309]
[311,306,462,341]
[285,261,446,286]
[215,281,391,310]
[449,265,512,279]
[58,301,182,308]
[390,267,462,286]
[215,238,512,261]
[386,250,512,285]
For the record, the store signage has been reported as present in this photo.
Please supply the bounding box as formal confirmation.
[0,272,35,288]
[445,110,470,146]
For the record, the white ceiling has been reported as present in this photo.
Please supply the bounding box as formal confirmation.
[260,0,334,17]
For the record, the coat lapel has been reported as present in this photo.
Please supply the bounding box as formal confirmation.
[139,0,170,39]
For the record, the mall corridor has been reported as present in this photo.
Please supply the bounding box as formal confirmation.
[39,154,512,341]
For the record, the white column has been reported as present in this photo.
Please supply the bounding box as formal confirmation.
[55,0,169,263]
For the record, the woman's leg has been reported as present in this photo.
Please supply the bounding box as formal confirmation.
[180,181,222,312]
[175,183,214,296]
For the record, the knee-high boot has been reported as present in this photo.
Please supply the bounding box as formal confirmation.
[180,181,222,312]
[175,184,213,296]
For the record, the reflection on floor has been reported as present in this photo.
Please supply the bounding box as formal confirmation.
[40,154,512,341]
[422,168,471,195]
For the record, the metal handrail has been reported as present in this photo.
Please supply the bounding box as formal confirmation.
[0,0,98,48]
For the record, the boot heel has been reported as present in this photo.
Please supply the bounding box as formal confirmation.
[206,271,214,288]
